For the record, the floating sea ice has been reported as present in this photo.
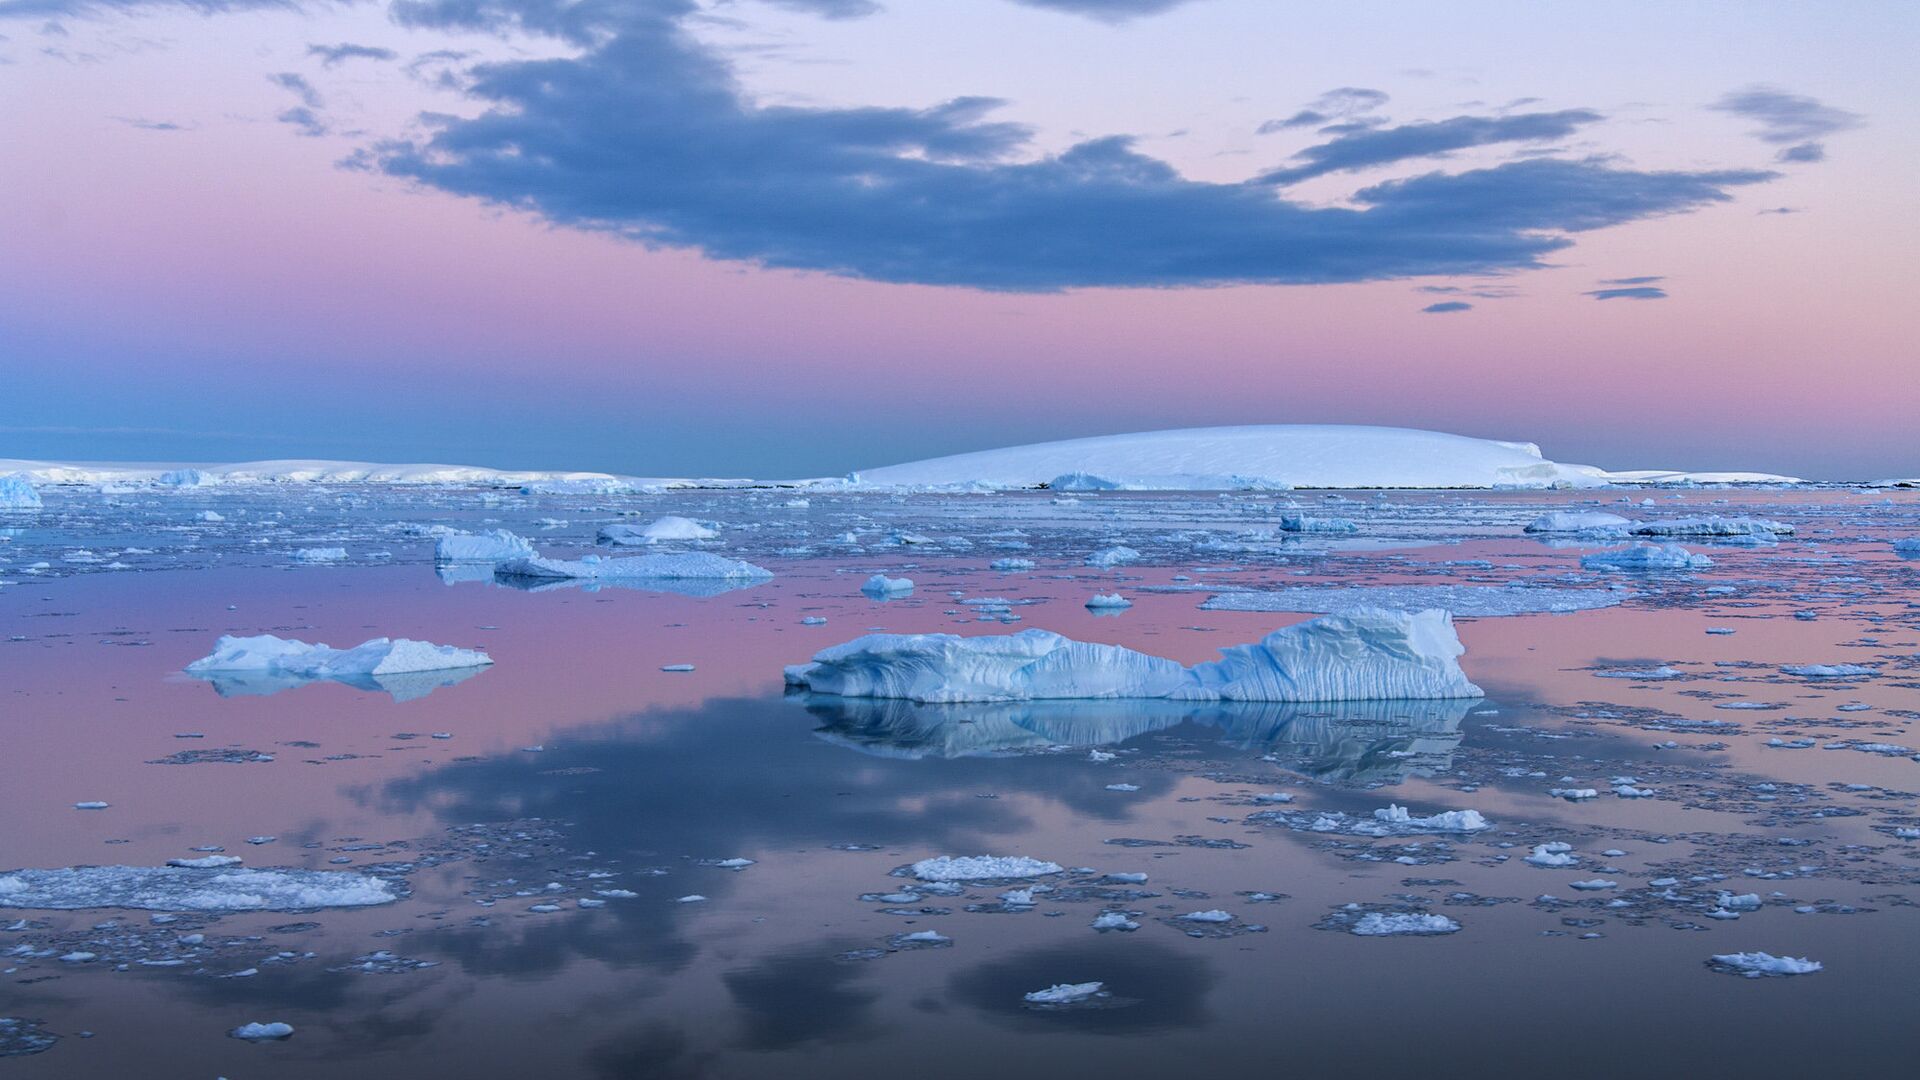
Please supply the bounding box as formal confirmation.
[1569,879,1617,891]
[1709,952,1821,977]
[785,609,1483,704]
[1781,664,1875,678]
[291,547,347,563]
[230,1022,294,1041]
[1278,515,1357,533]
[1351,912,1460,936]
[676,895,707,904]
[1371,804,1490,833]
[166,856,242,869]
[73,802,108,811]
[1084,546,1141,568]
[1580,543,1712,571]
[1178,910,1234,924]
[1550,788,1600,801]
[862,574,915,596]
[599,516,717,545]
[497,552,772,584]
[187,635,491,683]
[1092,911,1139,932]
[1024,982,1105,1005]
[1631,517,1793,538]
[1086,593,1132,610]
[1525,843,1578,867]
[433,529,535,564]
[991,558,1036,571]
[660,664,695,673]
[1524,511,1633,534]
[0,474,43,511]
[802,616,828,625]
[0,866,399,911]
[910,856,1064,882]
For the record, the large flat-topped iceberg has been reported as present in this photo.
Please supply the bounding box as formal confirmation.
[786,609,1483,703]
[844,426,1602,490]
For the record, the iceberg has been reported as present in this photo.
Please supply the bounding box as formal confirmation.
[1525,511,1633,534]
[0,474,41,511]
[1630,517,1794,538]
[185,634,491,700]
[1278,514,1357,533]
[494,552,772,584]
[434,529,535,564]
[292,547,348,563]
[785,609,1483,703]
[0,865,400,911]
[599,516,718,545]
[1024,982,1106,1005]
[1580,543,1712,571]
[862,573,915,596]
[1709,951,1822,977]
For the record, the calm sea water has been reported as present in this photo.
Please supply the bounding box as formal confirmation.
[3,487,1918,1077]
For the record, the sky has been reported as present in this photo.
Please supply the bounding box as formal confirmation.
[1,0,1915,480]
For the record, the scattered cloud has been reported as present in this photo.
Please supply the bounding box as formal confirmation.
[1712,86,1860,164]
[1257,109,1604,185]
[1586,285,1667,300]
[114,115,188,130]
[308,41,396,66]
[268,70,327,136]
[1421,301,1471,313]
[1599,275,1662,285]
[0,0,309,17]
[753,0,881,19]
[1259,86,1388,134]
[1009,0,1203,21]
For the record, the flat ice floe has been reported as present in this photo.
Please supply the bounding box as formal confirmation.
[186,634,491,700]
[1580,543,1712,571]
[1350,912,1461,936]
[1024,982,1106,1005]
[1201,584,1623,617]
[1525,511,1633,534]
[1630,516,1793,537]
[0,866,400,911]
[599,516,717,545]
[495,552,771,583]
[909,856,1065,881]
[786,609,1483,703]
[434,528,535,563]
[1708,951,1822,977]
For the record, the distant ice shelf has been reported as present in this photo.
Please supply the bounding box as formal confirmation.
[786,608,1484,703]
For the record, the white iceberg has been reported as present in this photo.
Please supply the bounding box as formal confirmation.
[0,474,41,511]
[0,866,400,911]
[1630,517,1793,538]
[1085,594,1132,610]
[434,529,535,564]
[1084,546,1141,568]
[786,609,1483,704]
[599,516,718,545]
[862,574,915,596]
[291,547,347,563]
[1024,982,1105,1005]
[1781,663,1874,678]
[1580,543,1712,571]
[188,634,491,680]
[1710,951,1822,977]
[230,1022,295,1041]
[1278,514,1358,533]
[1525,511,1633,534]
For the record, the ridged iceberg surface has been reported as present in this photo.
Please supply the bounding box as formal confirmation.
[785,609,1483,703]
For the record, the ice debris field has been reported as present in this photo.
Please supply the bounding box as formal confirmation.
[2,426,1918,1073]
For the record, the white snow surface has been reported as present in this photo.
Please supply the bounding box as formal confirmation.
[1201,584,1623,617]
[836,426,1798,491]
[495,552,772,582]
[786,609,1483,703]
[910,856,1064,881]
[0,866,400,911]
[187,634,492,678]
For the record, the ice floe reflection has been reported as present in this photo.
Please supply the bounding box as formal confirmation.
[189,664,490,702]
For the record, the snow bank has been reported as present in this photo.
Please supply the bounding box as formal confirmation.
[0,474,41,511]
[910,856,1064,881]
[1580,543,1712,571]
[495,552,771,583]
[1525,511,1632,534]
[599,516,717,545]
[787,609,1483,704]
[188,634,491,679]
[434,529,535,563]
[1201,584,1622,617]
[0,866,400,911]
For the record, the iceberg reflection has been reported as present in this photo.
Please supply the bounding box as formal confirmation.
[191,664,490,702]
[800,695,1470,782]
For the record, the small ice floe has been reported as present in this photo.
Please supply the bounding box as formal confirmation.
[433,529,534,564]
[1253,792,1294,804]
[0,474,43,511]
[1088,750,1116,762]
[785,609,1483,703]
[888,930,952,950]
[1580,543,1712,571]
[1085,593,1132,610]
[197,510,224,522]
[862,574,915,597]
[1104,783,1140,792]
[73,802,109,811]
[1024,981,1106,1006]
[230,1022,294,1041]
[1369,804,1490,833]
[1177,910,1234,924]
[497,552,772,585]
[1525,511,1632,535]
[1705,627,1736,635]
[1350,912,1460,936]
[1716,892,1763,911]
[0,866,399,911]
[1708,952,1822,978]
[1892,537,1920,557]
[1631,517,1793,538]
[292,547,348,563]
[1781,664,1875,678]
[599,516,717,545]
[1549,788,1600,801]
[660,664,695,673]
[801,616,828,625]
[705,858,756,870]
[1278,515,1357,534]
[999,888,1037,907]
[909,856,1064,882]
[1092,911,1139,932]
[1593,666,1683,680]
[166,856,243,869]
[1525,843,1578,867]
[675,895,707,904]
[1569,879,1617,891]
[1084,546,1141,568]
[991,558,1035,571]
